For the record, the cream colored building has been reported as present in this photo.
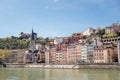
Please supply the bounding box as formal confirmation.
[45,50,50,64]
[82,28,94,36]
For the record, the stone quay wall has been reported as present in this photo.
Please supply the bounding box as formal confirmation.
[6,64,25,68]
[25,64,120,69]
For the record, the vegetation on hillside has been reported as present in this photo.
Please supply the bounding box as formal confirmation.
[36,37,51,46]
[96,28,105,36]
[0,37,51,49]
[0,49,11,64]
[102,33,118,38]
[0,37,29,49]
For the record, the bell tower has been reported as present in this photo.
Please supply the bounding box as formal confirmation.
[29,29,36,52]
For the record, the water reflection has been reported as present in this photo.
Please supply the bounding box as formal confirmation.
[0,68,120,80]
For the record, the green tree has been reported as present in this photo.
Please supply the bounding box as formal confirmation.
[0,37,29,49]
[0,49,11,63]
[96,28,105,36]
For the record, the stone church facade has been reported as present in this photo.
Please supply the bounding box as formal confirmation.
[24,29,45,63]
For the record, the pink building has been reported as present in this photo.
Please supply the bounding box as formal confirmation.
[49,46,56,64]
[46,45,67,64]
[67,44,81,64]
[45,43,81,64]
[55,50,67,64]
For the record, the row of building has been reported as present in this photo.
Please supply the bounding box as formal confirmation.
[24,33,120,64]
[24,23,120,64]
[44,40,119,64]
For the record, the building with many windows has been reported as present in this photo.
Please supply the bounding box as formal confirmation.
[67,44,81,64]
[87,44,94,63]
[55,50,67,64]
[80,43,94,63]
[81,45,87,62]
[49,46,56,64]
[67,45,76,64]
[94,43,118,63]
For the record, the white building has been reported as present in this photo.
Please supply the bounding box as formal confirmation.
[118,40,120,63]
[54,37,63,44]
[82,28,94,36]
[36,44,42,50]
[81,44,94,63]
[81,45,87,62]
[87,45,94,63]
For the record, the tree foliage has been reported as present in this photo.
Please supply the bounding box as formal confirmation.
[36,37,50,45]
[96,28,105,36]
[0,49,11,63]
[102,33,118,38]
[0,37,29,49]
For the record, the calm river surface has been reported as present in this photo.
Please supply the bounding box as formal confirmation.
[0,68,120,80]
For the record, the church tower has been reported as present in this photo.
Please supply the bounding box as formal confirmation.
[29,29,36,53]
[24,29,38,64]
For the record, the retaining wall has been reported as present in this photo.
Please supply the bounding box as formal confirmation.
[25,64,120,69]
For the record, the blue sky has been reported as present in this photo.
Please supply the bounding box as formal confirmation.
[0,0,120,38]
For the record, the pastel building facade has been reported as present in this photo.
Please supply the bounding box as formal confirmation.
[67,45,76,64]
[56,50,67,64]
[81,45,87,62]
[80,44,94,63]
[75,44,81,63]
[49,46,56,64]
[67,44,81,64]
[118,40,120,63]
[45,46,67,64]
[45,50,50,64]
[87,45,94,63]
[94,46,106,63]
[94,45,118,63]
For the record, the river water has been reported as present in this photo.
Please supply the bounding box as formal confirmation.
[0,68,120,80]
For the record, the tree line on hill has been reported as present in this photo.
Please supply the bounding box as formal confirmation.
[0,37,29,49]
[0,36,51,50]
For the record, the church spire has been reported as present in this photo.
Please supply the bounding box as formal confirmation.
[29,28,36,52]
[31,28,34,41]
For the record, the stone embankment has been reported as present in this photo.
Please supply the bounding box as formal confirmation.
[3,63,120,69]
[25,64,120,69]
[5,63,25,68]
